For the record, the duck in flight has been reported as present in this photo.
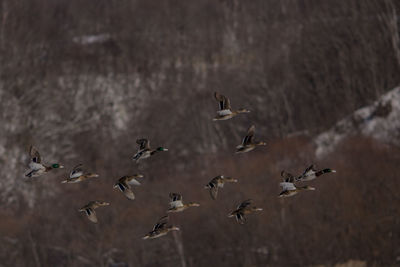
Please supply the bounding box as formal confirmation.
[213,92,250,121]
[167,193,200,213]
[204,175,238,200]
[113,174,144,200]
[279,170,315,198]
[236,125,267,153]
[296,164,336,182]
[228,199,262,224]
[25,145,64,178]
[78,201,109,223]
[132,139,168,162]
[61,164,99,183]
[143,215,180,240]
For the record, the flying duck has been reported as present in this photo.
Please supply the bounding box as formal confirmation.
[213,92,250,121]
[25,145,64,178]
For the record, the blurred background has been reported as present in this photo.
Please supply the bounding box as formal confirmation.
[1,0,400,266]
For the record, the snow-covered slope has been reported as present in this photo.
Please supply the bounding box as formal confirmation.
[315,87,400,158]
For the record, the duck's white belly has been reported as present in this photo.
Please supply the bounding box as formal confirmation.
[151,232,168,239]
[236,145,255,153]
[280,190,298,197]
[217,109,232,116]
[301,173,316,181]
[134,150,151,161]
[141,152,151,159]
[29,162,45,171]
[280,182,296,191]
[66,178,81,183]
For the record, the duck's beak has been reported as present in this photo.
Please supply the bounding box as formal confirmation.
[59,165,65,168]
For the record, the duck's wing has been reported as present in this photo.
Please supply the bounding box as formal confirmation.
[126,176,141,186]
[302,164,315,175]
[214,92,231,110]
[237,199,252,209]
[169,193,183,208]
[153,215,169,231]
[212,175,223,181]
[70,164,84,178]
[280,182,296,191]
[281,170,295,183]
[85,208,98,223]
[241,125,255,145]
[169,192,182,202]
[29,146,41,163]
[235,212,246,224]
[118,176,128,184]
[136,139,150,150]
[206,177,219,199]
[210,176,222,185]
[122,186,135,200]
[209,186,218,200]
[115,179,130,190]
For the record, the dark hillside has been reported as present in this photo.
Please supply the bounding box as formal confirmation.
[0,1,399,266]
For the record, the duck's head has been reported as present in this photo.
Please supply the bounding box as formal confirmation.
[156,147,168,152]
[51,163,64,169]
[325,169,336,173]
[257,141,267,146]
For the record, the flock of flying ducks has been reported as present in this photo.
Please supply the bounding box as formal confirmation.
[25,92,336,239]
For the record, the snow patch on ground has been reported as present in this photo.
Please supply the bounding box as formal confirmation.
[315,87,400,158]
